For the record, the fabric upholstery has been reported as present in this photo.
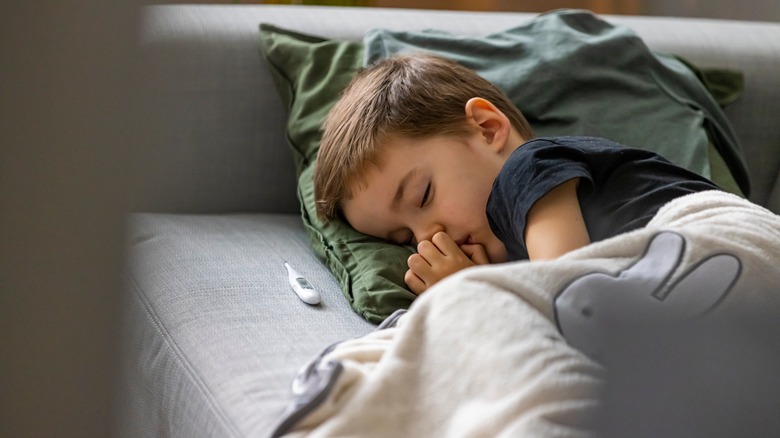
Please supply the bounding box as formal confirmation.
[126,5,780,437]
[122,213,374,437]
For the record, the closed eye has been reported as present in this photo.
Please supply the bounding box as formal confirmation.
[420,182,431,208]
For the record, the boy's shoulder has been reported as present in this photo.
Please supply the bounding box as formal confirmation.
[509,136,654,166]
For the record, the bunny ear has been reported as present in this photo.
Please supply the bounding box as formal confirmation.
[659,253,741,318]
[617,231,685,295]
[554,231,687,358]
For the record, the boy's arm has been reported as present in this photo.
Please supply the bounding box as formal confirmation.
[524,178,590,260]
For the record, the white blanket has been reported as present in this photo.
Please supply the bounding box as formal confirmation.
[273,191,780,437]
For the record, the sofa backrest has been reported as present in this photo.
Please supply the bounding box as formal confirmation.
[136,5,780,214]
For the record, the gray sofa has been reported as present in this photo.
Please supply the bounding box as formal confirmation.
[122,4,780,437]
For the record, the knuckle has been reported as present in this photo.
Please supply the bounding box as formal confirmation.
[417,240,434,252]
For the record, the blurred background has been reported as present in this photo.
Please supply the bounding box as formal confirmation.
[206,0,780,22]
[1,1,778,437]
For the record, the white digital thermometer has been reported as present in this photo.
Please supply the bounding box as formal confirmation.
[284,262,321,305]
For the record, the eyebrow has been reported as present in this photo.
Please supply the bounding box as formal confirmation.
[392,168,418,211]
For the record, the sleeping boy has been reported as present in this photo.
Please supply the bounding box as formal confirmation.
[313,53,721,295]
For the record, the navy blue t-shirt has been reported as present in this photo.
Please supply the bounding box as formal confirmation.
[486,136,721,261]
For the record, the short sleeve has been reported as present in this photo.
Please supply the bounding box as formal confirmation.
[487,139,593,260]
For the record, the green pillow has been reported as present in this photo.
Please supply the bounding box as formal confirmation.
[259,24,415,324]
[363,9,750,196]
[258,12,749,324]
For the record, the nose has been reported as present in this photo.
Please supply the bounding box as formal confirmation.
[413,223,445,245]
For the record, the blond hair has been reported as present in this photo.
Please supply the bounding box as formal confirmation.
[314,53,535,222]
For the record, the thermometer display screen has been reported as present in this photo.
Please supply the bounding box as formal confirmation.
[296,277,314,289]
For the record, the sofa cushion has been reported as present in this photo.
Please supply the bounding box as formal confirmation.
[123,213,374,437]
[258,10,749,323]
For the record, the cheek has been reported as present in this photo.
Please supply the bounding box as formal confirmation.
[445,190,491,232]
[439,171,494,226]
[440,190,481,221]
[461,181,493,215]
[343,200,395,240]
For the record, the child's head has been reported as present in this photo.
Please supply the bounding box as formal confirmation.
[314,53,534,262]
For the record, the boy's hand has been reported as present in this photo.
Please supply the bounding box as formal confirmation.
[404,231,489,295]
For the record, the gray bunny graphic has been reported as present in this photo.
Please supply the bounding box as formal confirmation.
[555,231,741,360]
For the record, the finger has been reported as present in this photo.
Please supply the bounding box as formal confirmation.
[408,253,432,278]
[460,243,489,265]
[431,231,461,256]
[404,269,427,295]
[618,231,684,291]
[416,239,444,263]
[410,246,458,286]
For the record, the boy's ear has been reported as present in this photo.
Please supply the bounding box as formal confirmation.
[464,97,511,153]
